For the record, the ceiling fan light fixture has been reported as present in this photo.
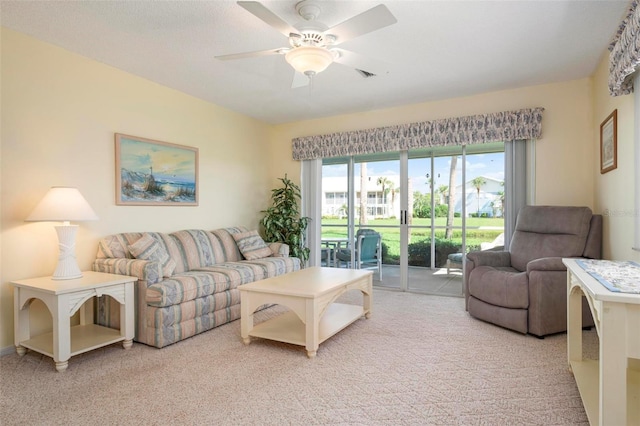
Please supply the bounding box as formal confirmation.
[285,46,334,76]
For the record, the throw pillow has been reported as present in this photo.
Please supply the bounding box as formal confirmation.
[128,233,176,278]
[233,230,272,260]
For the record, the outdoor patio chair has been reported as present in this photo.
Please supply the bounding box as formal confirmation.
[336,229,382,279]
[446,253,464,275]
[320,247,332,267]
[447,233,504,275]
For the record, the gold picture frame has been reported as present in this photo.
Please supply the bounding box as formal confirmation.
[600,110,617,174]
[115,133,198,206]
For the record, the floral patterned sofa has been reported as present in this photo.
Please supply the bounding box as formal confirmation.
[92,227,300,348]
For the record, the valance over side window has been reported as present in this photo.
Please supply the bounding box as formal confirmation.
[292,108,544,160]
[609,1,640,96]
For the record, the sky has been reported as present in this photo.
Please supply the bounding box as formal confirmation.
[118,136,196,183]
[323,152,504,195]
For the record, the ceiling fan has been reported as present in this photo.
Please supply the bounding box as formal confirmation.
[215,1,397,87]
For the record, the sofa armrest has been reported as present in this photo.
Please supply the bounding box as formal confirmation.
[92,258,161,285]
[526,257,566,273]
[268,242,290,258]
[466,250,511,267]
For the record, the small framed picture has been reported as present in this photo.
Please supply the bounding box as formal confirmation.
[600,110,617,174]
[115,133,198,206]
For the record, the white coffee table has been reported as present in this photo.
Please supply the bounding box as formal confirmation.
[240,267,373,357]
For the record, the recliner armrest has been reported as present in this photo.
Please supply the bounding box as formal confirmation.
[466,250,511,267]
[526,257,566,273]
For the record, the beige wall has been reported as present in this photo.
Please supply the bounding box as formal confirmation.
[0,29,274,350]
[270,78,596,208]
[3,26,634,353]
[591,52,639,262]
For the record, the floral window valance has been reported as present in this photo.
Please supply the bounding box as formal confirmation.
[609,1,639,96]
[292,107,544,160]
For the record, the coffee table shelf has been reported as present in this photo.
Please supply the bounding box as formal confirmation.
[249,303,364,347]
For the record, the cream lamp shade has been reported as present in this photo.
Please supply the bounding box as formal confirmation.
[26,187,99,280]
[285,46,335,76]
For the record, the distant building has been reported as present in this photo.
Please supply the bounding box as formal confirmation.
[321,174,503,218]
[454,176,503,217]
[322,175,401,218]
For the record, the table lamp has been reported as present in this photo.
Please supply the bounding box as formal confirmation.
[26,187,99,280]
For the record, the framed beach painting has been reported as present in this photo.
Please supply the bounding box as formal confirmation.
[115,133,198,206]
[600,110,617,174]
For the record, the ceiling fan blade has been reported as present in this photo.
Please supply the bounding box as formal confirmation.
[215,48,282,61]
[333,49,391,76]
[237,1,298,37]
[291,71,310,89]
[326,4,397,45]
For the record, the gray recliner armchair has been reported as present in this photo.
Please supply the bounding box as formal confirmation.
[465,206,602,337]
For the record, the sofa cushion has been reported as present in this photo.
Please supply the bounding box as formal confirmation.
[146,270,240,307]
[169,230,225,272]
[96,232,177,260]
[468,266,528,309]
[146,256,300,307]
[216,227,249,262]
[233,230,272,260]
[97,232,145,259]
[127,233,176,278]
[202,257,300,282]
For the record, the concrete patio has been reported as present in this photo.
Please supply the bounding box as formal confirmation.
[372,265,464,297]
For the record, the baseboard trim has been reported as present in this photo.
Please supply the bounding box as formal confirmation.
[1,345,16,357]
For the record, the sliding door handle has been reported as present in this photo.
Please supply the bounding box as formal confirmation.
[400,210,408,225]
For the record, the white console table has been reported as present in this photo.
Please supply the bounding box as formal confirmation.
[564,258,640,425]
[12,271,136,372]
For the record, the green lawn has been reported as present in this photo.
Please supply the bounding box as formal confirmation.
[321,217,504,262]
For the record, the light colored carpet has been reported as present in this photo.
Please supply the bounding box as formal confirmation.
[0,289,595,425]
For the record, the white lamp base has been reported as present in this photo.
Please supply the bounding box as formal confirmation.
[52,225,83,280]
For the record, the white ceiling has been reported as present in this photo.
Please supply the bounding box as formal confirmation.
[0,0,631,124]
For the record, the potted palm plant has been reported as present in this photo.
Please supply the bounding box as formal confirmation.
[261,174,311,264]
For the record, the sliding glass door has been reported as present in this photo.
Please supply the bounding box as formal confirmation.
[319,142,505,295]
[404,145,505,294]
[321,153,401,286]
[406,151,461,293]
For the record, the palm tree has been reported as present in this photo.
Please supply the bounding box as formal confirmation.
[407,177,414,228]
[437,185,448,205]
[359,163,368,225]
[390,185,400,213]
[376,176,392,217]
[445,156,457,239]
[471,176,487,215]
[497,181,505,218]
[497,190,505,218]
[426,176,434,193]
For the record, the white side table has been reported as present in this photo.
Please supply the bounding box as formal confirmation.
[564,259,640,425]
[11,271,136,372]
